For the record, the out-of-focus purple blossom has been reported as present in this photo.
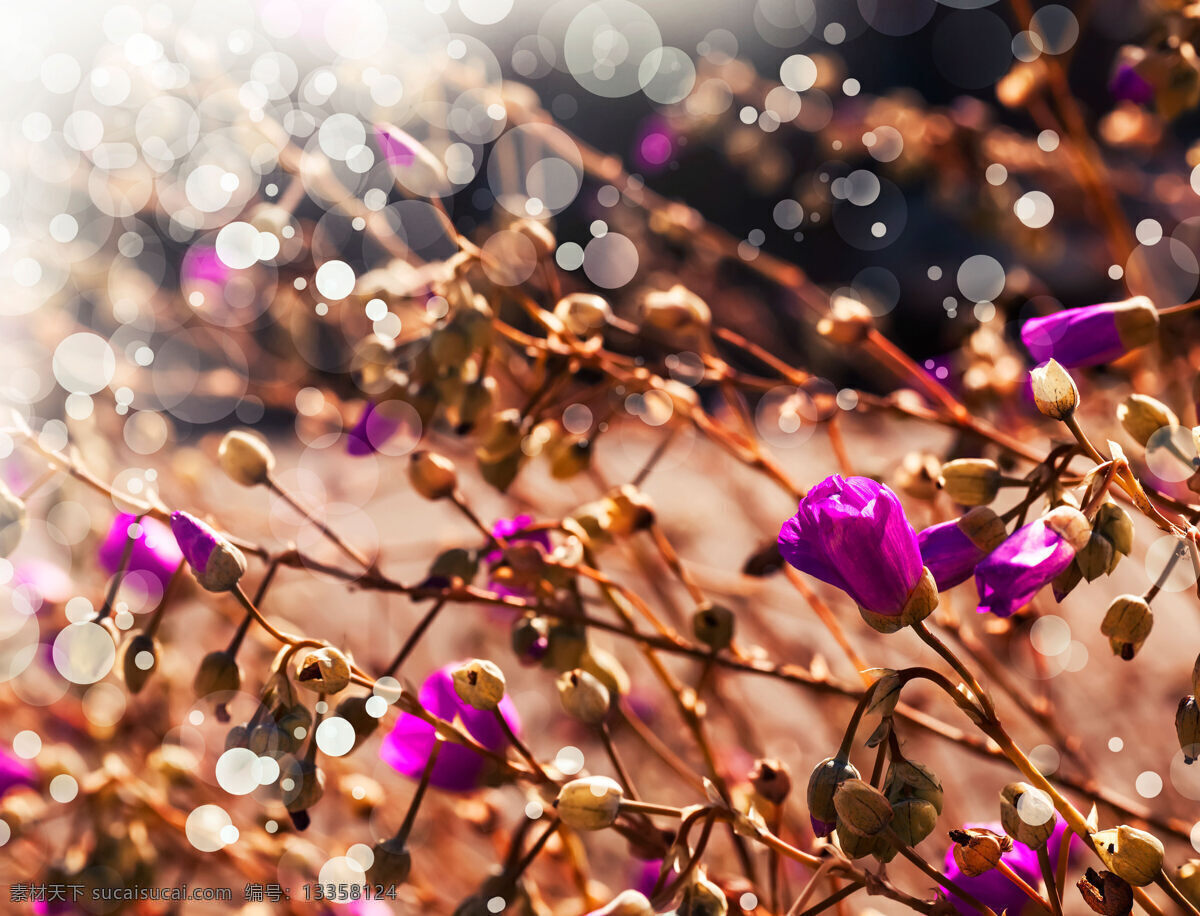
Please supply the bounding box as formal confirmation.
[13,559,73,609]
[1,748,34,798]
[1020,298,1158,368]
[99,513,183,592]
[486,515,552,599]
[380,664,521,792]
[1110,63,1155,105]
[974,509,1086,617]
[778,475,922,616]
[346,401,403,456]
[181,244,230,287]
[374,124,416,167]
[943,820,1075,915]
[632,116,676,172]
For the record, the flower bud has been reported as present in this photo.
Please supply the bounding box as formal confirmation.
[511,614,550,666]
[549,436,592,480]
[295,646,351,695]
[218,431,275,487]
[557,668,610,725]
[883,761,943,813]
[1094,502,1134,559]
[1101,595,1153,660]
[817,295,874,345]
[170,511,247,592]
[334,694,379,748]
[692,602,734,651]
[555,776,624,830]
[1031,359,1079,420]
[939,459,1002,506]
[678,872,727,916]
[866,669,903,719]
[1000,782,1057,848]
[641,285,711,337]
[1177,696,1200,763]
[895,452,942,501]
[280,756,325,824]
[479,450,523,492]
[1077,531,1115,583]
[950,827,1012,877]
[477,409,524,463]
[835,826,881,860]
[586,890,654,916]
[409,451,458,500]
[368,836,412,886]
[452,659,506,711]
[580,646,630,698]
[1053,559,1084,602]
[426,547,479,587]
[454,377,496,433]
[604,485,655,536]
[1092,825,1164,887]
[1176,861,1200,908]
[554,293,612,338]
[749,758,792,805]
[194,650,242,699]
[0,481,27,557]
[832,778,892,837]
[1118,394,1179,447]
[890,798,938,846]
[275,704,313,748]
[1078,867,1134,915]
[806,757,860,836]
[119,632,160,695]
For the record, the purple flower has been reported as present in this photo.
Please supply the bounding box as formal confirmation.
[632,116,676,172]
[974,507,1088,617]
[169,511,246,592]
[918,508,1006,592]
[1020,298,1158,368]
[99,514,183,593]
[778,476,922,616]
[1110,62,1155,106]
[380,664,522,792]
[346,401,402,456]
[487,515,552,599]
[944,821,1075,915]
[374,123,416,167]
[1,749,34,798]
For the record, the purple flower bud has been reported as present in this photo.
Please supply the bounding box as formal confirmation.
[1020,297,1158,368]
[380,663,522,792]
[918,508,1007,591]
[943,820,1075,915]
[811,815,835,838]
[1,748,34,798]
[99,514,184,592]
[169,511,247,592]
[974,507,1090,617]
[778,475,923,616]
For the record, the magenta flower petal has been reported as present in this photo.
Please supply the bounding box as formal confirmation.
[943,821,1042,915]
[974,519,1075,617]
[346,401,403,456]
[1110,64,1155,105]
[1,749,35,798]
[380,664,522,793]
[170,511,219,575]
[1020,299,1158,368]
[919,520,988,591]
[779,476,922,615]
[374,124,416,167]
[486,515,552,599]
[99,514,183,592]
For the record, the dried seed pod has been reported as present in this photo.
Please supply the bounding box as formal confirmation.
[409,451,458,500]
[884,761,943,814]
[832,778,893,838]
[1177,696,1200,763]
[817,295,874,345]
[1092,825,1164,887]
[368,836,412,886]
[835,825,879,859]
[275,705,313,748]
[939,458,1001,506]
[890,798,938,846]
[1078,867,1134,915]
[692,602,734,651]
[0,481,27,557]
[579,646,630,698]
[119,632,160,695]
[476,409,524,463]
[553,293,612,338]
[555,776,623,830]
[218,431,275,487]
[1100,595,1153,660]
[807,757,860,836]
[294,647,351,695]
[1117,394,1179,447]
[641,285,712,338]
[749,758,792,805]
[454,377,496,433]
[1094,502,1134,558]
[171,511,247,592]
[866,669,903,720]
[950,827,1012,877]
[999,782,1057,848]
[452,659,506,711]
[677,871,727,916]
[1030,359,1079,420]
[603,485,655,536]
[557,668,610,725]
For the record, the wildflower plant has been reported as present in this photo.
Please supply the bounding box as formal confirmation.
[7,3,1200,916]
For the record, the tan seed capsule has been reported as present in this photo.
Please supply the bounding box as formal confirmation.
[553,293,612,337]
[817,295,874,345]
[1077,867,1134,915]
[1094,502,1134,558]
[579,646,631,697]
[749,758,792,805]
[1030,359,1079,420]
[678,871,727,916]
[1100,595,1153,660]
[548,436,592,479]
[280,756,325,815]
[1176,860,1200,908]
[692,602,735,651]
[218,431,275,487]
[959,506,1008,552]
[641,285,712,337]
[408,451,458,500]
[1092,825,1164,887]
[294,647,351,695]
[1177,696,1200,763]
[604,484,655,536]
[1118,394,1179,447]
[832,778,893,837]
[884,760,943,813]
[950,828,1012,877]
[835,825,880,860]
[451,659,506,711]
[556,668,610,725]
[555,776,623,830]
[1000,782,1057,848]
[1077,531,1115,583]
[890,798,938,846]
[806,757,860,830]
[939,458,1002,506]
